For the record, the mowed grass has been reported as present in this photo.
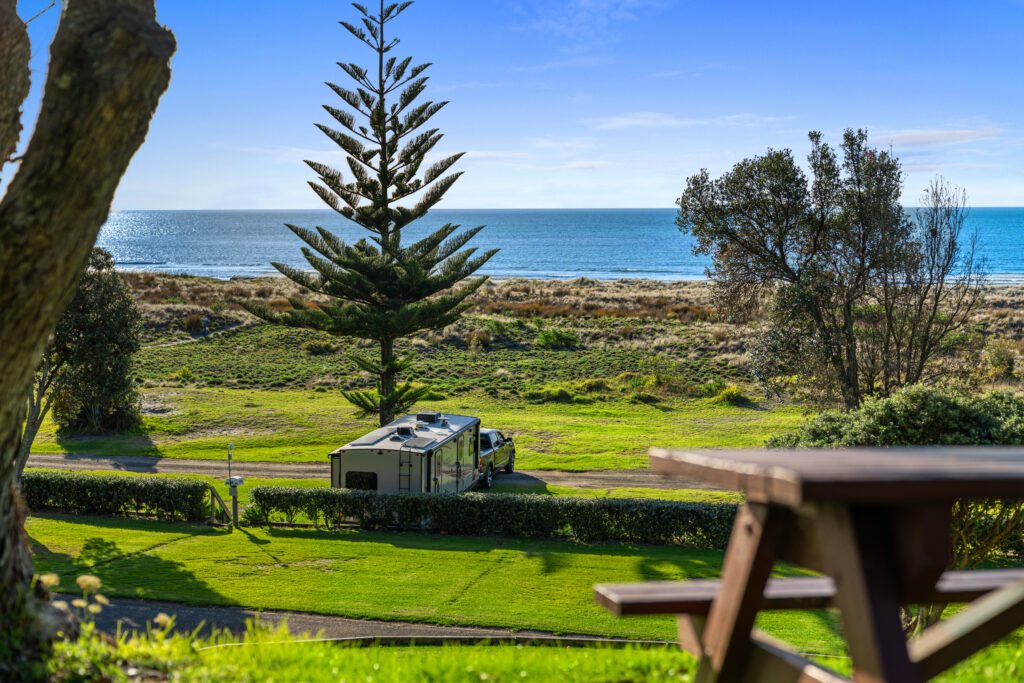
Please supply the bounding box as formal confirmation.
[29,387,805,469]
[488,483,744,504]
[27,516,844,656]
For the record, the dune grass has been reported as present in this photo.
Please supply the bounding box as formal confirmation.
[29,387,804,469]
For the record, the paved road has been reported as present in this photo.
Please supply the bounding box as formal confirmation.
[53,594,666,644]
[28,453,712,490]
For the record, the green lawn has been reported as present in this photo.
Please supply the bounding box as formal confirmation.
[29,387,805,469]
[27,515,843,655]
[488,482,744,503]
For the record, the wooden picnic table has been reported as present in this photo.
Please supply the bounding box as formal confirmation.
[594,447,1024,682]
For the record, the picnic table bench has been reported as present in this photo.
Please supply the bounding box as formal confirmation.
[594,447,1024,682]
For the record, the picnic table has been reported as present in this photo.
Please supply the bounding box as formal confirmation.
[594,447,1024,682]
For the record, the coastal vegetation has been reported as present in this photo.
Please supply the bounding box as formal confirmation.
[17,248,142,479]
[677,130,984,409]
[240,1,495,427]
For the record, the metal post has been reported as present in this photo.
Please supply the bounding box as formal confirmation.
[230,485,239,527]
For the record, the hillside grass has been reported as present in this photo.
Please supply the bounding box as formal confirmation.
[29,387,804,469]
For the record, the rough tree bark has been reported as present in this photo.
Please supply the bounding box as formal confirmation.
[0,0,174,670]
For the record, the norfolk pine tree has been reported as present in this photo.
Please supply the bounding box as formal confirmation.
[242,1,496,427]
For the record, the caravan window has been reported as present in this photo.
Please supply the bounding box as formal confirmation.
[346,471,378,490]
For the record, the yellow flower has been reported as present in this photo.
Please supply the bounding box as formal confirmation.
[153,612,173,629]
[76,575,101,593]
[94,594,110,606]
[71,599,87,609]
[38,573,60,589]
[87,604,103,614]
[52,600,69,611]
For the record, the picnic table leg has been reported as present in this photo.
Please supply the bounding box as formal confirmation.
[695,503,792,683]
[817,504,919,683]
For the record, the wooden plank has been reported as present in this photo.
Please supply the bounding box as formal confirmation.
[696,503,792,683]
[678,615,706,656]
[650,447,1024,505]
[594,570,1024,617]
[909,578,1024,679]
[743,630,851,683]
[818,504,920,683]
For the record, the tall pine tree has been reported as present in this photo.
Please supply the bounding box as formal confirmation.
[243,1,496,427]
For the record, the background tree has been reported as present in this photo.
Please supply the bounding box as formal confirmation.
[0,0,173,674]
[676,129,983,409]
[242,1,496,427]
[16,249,142,480]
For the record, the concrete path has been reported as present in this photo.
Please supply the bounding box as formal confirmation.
[53,594,662,643]
[28,453,711,490]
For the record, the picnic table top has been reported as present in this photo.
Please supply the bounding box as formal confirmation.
[650,447,1024,506]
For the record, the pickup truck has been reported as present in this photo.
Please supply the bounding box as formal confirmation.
[478,428,515,489]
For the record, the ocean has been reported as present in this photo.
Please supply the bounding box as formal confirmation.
[97,208,1024,282]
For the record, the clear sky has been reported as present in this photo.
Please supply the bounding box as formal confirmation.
[13,0,1024,208]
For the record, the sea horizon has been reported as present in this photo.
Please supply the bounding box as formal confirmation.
[98,207,1024,283]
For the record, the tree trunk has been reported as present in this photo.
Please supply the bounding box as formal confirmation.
[379,337,395,426]
[0,0,174,669]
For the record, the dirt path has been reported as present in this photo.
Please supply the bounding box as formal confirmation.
[27,453,712,490]
[54,593,665,643]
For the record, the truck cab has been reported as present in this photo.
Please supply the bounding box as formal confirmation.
[477,428,515,489]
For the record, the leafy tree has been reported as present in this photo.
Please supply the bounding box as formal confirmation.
[0,0,174,672]
[17,248,142,479]
[676,129,983,409]
[242,1,496,427]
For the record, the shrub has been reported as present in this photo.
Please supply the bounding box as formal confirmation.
[21,471,208,521]
[176,366,194,383]
[245,487,737,549]
[522,387,575,404]
[985,339,1017,380]
[467,330,492,349]
[627,391,660,405]
[182,313,204,334]
[768,384,1024,573]
[536,329,579,349]
[713,385,751,406]
[699,377,727,397]
[301,339,336,355]
[576,378,610,393]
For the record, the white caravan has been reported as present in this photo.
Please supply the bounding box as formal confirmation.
[329,412,481,494]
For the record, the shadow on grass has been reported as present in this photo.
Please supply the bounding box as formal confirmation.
[27,524,234,633]
[50,426,162,463]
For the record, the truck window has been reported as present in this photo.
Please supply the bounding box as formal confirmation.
[480,433,491,449]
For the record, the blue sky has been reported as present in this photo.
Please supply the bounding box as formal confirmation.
[14,0,1024,208]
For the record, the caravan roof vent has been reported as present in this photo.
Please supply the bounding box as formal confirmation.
[416,411,441,424]
[396,426,415,437]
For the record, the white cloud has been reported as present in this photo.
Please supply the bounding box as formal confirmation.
[527,0,668,42]
[463,150,533,160]
[562,160,611,169]
[587,111,793,130]
[903,162,1002,173]
[870,127,1000,148]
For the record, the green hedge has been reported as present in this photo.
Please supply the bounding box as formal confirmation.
[245,487,737,549]
[21,470,208,521]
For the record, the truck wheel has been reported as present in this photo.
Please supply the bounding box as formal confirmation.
[504,454,514,474]
[482,465,494,489]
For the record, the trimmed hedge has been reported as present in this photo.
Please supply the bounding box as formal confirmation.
[21,470,208,521]
[245,487,737,549]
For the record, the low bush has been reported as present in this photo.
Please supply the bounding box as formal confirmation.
[21,470,208,521]
[627,391,660,405]
[535,328,579,349]
[246,487,737,549]
[181,313,204,334]
[713,385,752,406]
[467,330,492,349]
[301,339,336,355]
[522,387,576,403]
[768,385,1024,583]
